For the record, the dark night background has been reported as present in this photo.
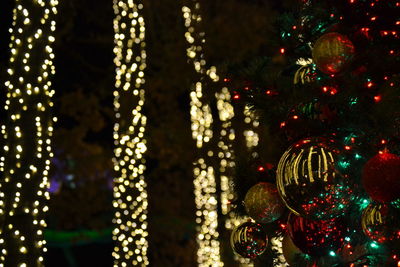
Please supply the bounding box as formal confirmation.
[0,0,291,266]
[2,0,400,266]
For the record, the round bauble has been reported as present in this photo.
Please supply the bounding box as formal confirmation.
[287,213,347,256]
[362,202,400,243]
[297,101,337,122]
[362,152,400,203]
[230,222,268,258]
[244,182,285,223]
[276,137,353,220]
[312,32,355,74]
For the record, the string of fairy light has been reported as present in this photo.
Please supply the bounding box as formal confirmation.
[215,87,236,226]
[112,0,149,266]
[271,237,289,266]
[0,0,58,265]
[182,3,224,267]
[215,88,254,267]
[243,106,260,154]
[218,90,260,230]
[183,2,284,266]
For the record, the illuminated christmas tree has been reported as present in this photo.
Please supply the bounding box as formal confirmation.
[227,0,400,266]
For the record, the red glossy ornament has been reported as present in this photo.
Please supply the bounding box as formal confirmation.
[287,213,347,256]
[362,152,400,202]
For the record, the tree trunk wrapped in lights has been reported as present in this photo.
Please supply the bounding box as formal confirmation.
[0,0,58,266]
[181,2,224,266]
[112,0,149,266]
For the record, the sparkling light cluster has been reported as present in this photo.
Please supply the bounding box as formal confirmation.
[243,106,260,153]
[182,2,279,266]
[182,3,223,267]
[190,83,222,266]
[271,237,289,267]
[215,88,253,267]
[215,87,235,222]
[0,0,58,265]
[112,0,149,266]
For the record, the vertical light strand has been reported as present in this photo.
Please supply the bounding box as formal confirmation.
[243,106,260,153]
[112,0,149,266]
[182,3,223,267]
[215,87,235,223]
[0,0,58,265]
[271,237,289,267]
[215,88,253,267]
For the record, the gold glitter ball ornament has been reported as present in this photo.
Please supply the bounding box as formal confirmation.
[312,32,355,74]
[244,182,285,223]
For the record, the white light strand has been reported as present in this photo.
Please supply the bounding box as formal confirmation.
[271,236,289,267]
[189,74,222,267]
[243,106,260,154]
[112,0,149,266]
[182,3,223,267]
[0,0,58,265]
[215,87,235,221]
[215,88,253,267]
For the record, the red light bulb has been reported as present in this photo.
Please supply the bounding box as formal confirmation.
[374,95,382,102]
